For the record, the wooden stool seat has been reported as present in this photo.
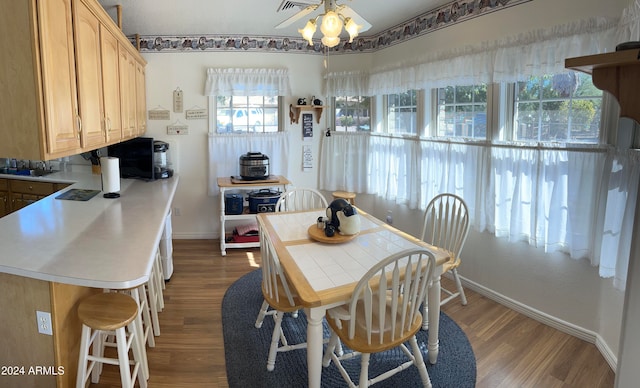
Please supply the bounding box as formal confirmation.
[332,191,356,205]
[78,292,138,330]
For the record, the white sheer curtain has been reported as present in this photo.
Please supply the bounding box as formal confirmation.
[367,135,421,208]
[319,132,369,193]
[598,149,640,289]
[320,134,639,289]
[489,146,607,258]
[333,17,619,95]
[204,68,291,96]
[207,133,289,195]
[324,71,369,96]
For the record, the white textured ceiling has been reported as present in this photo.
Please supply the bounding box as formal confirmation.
[97,0,451,38]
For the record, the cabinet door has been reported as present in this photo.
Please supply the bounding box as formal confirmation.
[74,0,106,149]
[11,193,41,212]
[37,0,82,155]
[119,47,137,139]
[136,61,147,135]
[0,191,9,218]
[101,26,122,143]
[0,180,8,218]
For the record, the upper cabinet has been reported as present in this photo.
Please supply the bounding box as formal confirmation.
[0,0,147,160]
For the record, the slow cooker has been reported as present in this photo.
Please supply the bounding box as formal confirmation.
[239,152,269,180]
[247,189,281,213]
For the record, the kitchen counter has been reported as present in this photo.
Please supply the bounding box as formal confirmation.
[0,166,179,289]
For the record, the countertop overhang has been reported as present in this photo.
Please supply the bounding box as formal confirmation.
[0,166,179,289]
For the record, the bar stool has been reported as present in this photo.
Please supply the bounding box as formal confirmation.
[332,191,356,205]
[76,292,148,388]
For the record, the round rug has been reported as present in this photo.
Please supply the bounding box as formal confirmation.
[222,269,476,387]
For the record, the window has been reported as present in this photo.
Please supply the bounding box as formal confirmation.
[514,73,602,143]
[215,96,278,133]
[334,96,371,132]
[386,90,417,135]
[436,85,487,139]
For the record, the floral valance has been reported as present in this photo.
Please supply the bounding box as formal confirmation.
[204,68,291,96]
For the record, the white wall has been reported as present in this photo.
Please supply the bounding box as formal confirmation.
[139,0,631,377]
[141,51,325,238]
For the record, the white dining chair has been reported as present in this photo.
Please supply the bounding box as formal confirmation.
[275,188,328,212]
[254,226,307,371]
[322,248,436,387]
[420,193,470,313]
[255,188,328,327]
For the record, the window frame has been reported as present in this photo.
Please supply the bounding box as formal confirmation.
[208,96,284,134]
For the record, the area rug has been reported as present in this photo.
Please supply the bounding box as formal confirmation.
[222,269,476,388]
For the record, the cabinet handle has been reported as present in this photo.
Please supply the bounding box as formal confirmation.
[76,115,82,139]
[106,117,111,132]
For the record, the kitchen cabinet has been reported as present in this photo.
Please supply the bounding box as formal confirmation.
[0,179,9,218]
[8,179,70,213]
[136,61,148,135]
[36,0,83,157]
[119,45,138,139]
[217,176,290,255]
[100,25,123,143]
[73,0,107,149]
[0,0,146,160]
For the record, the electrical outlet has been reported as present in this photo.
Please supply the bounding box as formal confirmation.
[173,207,181,216]
[36,311,53,335]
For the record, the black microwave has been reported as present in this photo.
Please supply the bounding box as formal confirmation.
[107,137,155,180]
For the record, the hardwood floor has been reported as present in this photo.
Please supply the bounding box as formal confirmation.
[90,239,615,387]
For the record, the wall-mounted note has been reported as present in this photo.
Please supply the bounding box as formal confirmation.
[148,109,171,120]
[185,108,208,120]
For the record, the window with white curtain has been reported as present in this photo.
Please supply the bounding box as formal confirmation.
[436,84,488,139]
[385,90,418,135]
[215,95,279,134]
[319,9,640,289]
[512,73,603,143]
[334,96,371,132]
[205,68,291,195]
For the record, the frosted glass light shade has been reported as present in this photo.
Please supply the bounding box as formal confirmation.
[320,11,342,38]
[298,19,317,46]
[321,35,340,48]
[344,18,362,42]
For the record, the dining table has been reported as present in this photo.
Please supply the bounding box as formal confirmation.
[256,208,450,388]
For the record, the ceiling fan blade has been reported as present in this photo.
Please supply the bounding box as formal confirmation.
[275,4,320,29]
[336,4,371,33]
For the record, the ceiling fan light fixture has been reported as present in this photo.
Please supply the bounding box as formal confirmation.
[344,17,362,42]
[298,19,317,46]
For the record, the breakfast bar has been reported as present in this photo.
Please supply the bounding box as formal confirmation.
[0,167,179,388]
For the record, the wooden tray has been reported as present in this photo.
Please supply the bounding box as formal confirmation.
[307,225,358,244]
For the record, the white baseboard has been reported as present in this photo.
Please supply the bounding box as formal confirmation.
[457,275,618,371]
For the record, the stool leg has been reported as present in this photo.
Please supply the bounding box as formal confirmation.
[140,283,155,347]
[90,331,105,383]
[128,320,148,388]
[129,287,150,380]
[115,327,133,388]
[76,325,92,388]
[147,274,161,336]
[154,251,165,309]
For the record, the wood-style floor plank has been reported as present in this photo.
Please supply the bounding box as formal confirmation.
[89,239,615,387]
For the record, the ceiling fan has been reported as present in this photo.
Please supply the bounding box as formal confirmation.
[275,0,372,47]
